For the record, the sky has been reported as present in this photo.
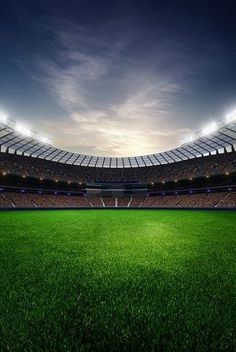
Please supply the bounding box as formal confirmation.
[0,0,236,157]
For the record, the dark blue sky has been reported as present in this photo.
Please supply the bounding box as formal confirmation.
[0,0,236,156]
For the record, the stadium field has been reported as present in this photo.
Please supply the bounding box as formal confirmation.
[0,210,235,351]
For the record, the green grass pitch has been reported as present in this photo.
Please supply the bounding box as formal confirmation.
[0,210,235,351]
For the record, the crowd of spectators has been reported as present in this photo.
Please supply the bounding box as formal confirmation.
[0,149,235,208]
[117,197,130,207]
[0,191,235,208]
[0,150,235,184]
[102,197,116,207]
[217,192,236,207]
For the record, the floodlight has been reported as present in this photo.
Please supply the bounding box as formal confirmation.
[201,122,218,136]
[225,110,236,124]
[38,135,50,144]
[15,123,32,137]
[187,135,195,143]
[0,115,7,124]
[181,135,195,145]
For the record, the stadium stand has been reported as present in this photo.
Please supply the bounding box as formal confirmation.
[102,197,116,207]
[176,194,204,207]
[0,192,13,207]
[129,196,144,207]
[0,116,235,209]
[4,191,35,207]
[64,196,91,208]
[0,191,235,208]
[194,192,228,208]
[217,192,236,207]
[0,150,235,184]
[89,196,103,207]
[27,193,54,208]
[117,197,131,207]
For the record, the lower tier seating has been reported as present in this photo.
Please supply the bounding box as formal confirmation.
[0,191,235,208]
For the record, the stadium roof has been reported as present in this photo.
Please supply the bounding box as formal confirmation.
[0,116,236,168]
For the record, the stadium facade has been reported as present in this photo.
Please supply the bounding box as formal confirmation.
[0,115,235,208]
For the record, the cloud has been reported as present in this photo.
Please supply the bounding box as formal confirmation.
[34,19,194,157]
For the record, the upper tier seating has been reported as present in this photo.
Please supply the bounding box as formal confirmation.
[0,150,235,184]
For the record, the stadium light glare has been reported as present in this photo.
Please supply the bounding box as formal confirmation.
[15,123,32,137]
[225,110,236,124]
[201,122,218,136]
[181,134,195,145]
[188,135,195,142]
[38,135,50,144]
[0,115,7,124]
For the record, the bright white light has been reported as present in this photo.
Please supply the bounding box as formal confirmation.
[38,135,50,144]
[181,134,195,145]
[0,115,7,124]
[201,122,218,136]
[186,135,195,143]
[225,110,236,124]
[15,124,32,137]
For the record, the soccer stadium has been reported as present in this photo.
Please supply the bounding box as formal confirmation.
[0,110,236,351]
[0,115,236,209]
[0,1,236,351]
